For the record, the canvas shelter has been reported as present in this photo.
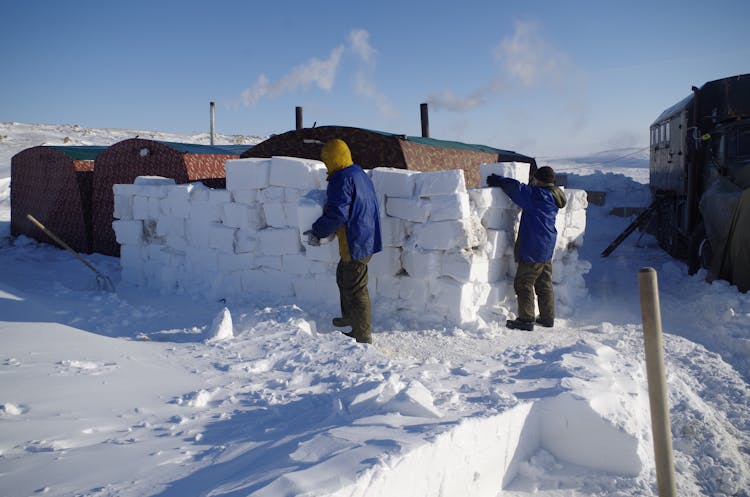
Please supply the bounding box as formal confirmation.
[241,125,537,188]
[11,145,106,253]
[92,139,251,256]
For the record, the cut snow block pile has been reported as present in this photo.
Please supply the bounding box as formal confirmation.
[113,158,590,326]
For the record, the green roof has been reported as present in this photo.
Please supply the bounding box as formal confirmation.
[51,145,107,161]
[352,127,528,158]
[156,141,253,155]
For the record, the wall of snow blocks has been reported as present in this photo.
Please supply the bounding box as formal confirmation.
[113,158,589,327]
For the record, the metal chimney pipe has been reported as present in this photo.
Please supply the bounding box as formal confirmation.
[420,102,429,138]
[210,101,216,146]
[296,106,303,130]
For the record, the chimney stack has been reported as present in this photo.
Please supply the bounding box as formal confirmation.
[210,101,216,145]
[420,102,429,138]
[296,106,303,130]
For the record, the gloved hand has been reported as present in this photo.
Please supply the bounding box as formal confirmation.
[486,173,504,187]
[303,230,321,246]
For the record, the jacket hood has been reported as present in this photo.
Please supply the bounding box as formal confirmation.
[321,139,353,176]
[546,185,567,209]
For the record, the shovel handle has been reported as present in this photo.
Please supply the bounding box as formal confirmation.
[26,214,101,275]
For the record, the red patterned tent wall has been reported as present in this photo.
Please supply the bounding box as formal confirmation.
[242,125,536,188]
[92,138,242,256]
[11,146,104,253]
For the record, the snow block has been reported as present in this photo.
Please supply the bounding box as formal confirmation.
[441,250,490,283]
[484,229,510,259]
[427,193,471,221]
[371,167,417,198]
[209,188,231,205]
[241,268,294,297]
[226,158,271,190]
[297,190,326,236]
[189,201,222,225]
[218,252,255,273]
[132,196,150,220]
[185,221,212,249]
[380,216,406,247]
[468,187,514,211]
[386,197,428,223]
[113,220,143,245]
[281,253,308,274]
[235,229,259,253]
[258,186,285,202]
[415,169,466,197]
[397,277,429,310]
[430,277,487,324]
[231,188,259,204]
[208,223,237,253]
[162,189,191,219]
[269,156,327,189]
[370,247,402,277]
[479,162,530,186]
[293,274,339,306]
[258,228,301,256]
[414,219,485,251]
[304,242,339,264]
[482,207,520,231]
[113,194,133,220]
[401,248,441,279]
[133,175,175,197]
[263,202,287,228]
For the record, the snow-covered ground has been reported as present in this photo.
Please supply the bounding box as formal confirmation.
[0,122,748,497]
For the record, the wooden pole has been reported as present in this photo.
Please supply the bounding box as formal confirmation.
[638,267,677,497]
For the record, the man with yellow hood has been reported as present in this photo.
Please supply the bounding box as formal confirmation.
[308,139,382,344]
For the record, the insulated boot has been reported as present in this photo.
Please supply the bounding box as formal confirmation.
[506,318,534,331]
[342,330,372,344]
[332,317,351,327]
[535,316,554,328]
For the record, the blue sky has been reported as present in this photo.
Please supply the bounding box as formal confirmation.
[3,0,748,157]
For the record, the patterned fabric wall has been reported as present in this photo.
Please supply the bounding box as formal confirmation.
[242,126,407,170]
[92,139,235,256]
[243,126,520,188]
[398,140,500,188]
[10,147,93,253]
[184,154,235,189]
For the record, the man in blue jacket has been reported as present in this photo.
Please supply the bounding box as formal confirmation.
[307,139,382,344]
[487,166,567,331]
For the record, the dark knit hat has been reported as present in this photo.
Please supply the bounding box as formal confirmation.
[534,166,555,184]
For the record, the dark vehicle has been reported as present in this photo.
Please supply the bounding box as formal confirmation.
[649,73,750,291]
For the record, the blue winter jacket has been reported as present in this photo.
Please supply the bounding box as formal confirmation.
[312,165,382,261]
[496,177,567,263]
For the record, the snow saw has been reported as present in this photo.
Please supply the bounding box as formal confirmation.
[26,214,116,292]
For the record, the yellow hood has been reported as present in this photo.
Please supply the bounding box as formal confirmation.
[321,139,353,176]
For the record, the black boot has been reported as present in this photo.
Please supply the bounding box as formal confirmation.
[342,330,372,344]
[535,316,554,328]
[332,317,351,327]
[506,318,534,331]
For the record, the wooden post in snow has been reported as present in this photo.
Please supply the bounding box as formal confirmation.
[638,267,677,497]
